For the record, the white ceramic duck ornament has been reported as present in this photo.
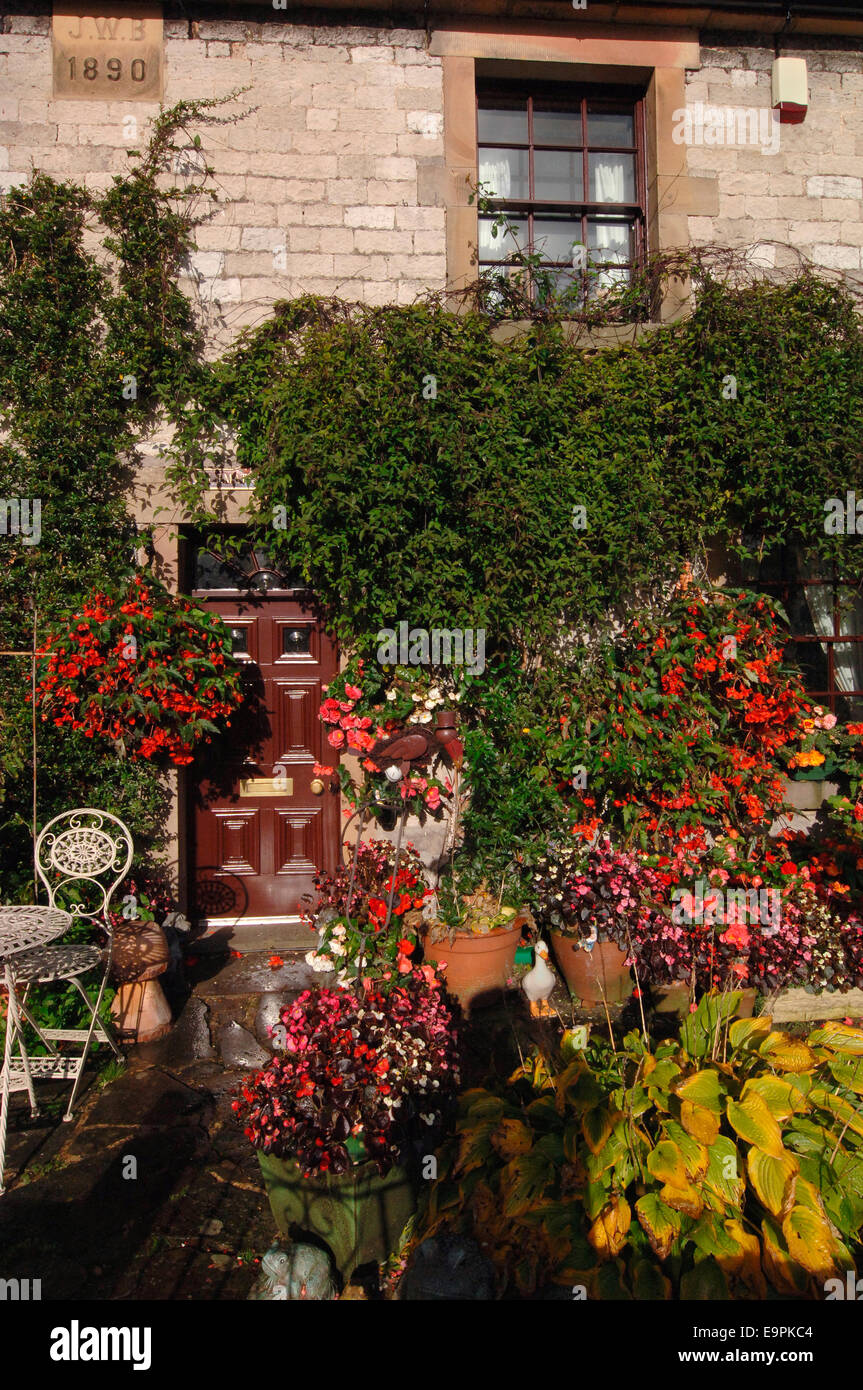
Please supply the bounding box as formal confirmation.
[522,941,556,1017]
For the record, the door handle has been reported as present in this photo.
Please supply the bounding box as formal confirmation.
[310,778,325,795]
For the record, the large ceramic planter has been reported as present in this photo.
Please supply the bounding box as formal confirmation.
[550,932,631,1006]
[422,922,520,1012]
[257,1150,417,1285]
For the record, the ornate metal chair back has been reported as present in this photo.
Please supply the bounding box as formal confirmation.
[35,808,134,934]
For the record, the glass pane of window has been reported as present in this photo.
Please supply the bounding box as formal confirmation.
[833,642,863,693]
[589,264,631,297]
[532,216,584,263]
[534,149,583,202]
[194,549,244,591]
[478,147,529,200]
[589,152,635,203]
[228,625,249,655]
[587,109,635,147]
[282,627,312,656]
[477,102,528,145]
[838,586,863,636]
[538,268,586,310]
[478,216,527,262]
[786,638,829,693]
[587,216,632,263]
[532,106,582,146]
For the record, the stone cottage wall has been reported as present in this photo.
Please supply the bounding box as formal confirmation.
[683,39,863,274]
[0,13,448,340]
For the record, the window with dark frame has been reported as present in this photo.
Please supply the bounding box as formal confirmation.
[739,546,863,722]
[476,83,647,305]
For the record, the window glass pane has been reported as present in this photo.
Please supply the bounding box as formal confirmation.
[477,102,528,145]
[589,152,635,203]
[478,216,527,262]
[478,147,529,200]
[786,638,829,693]
[228,625,249,655]
[194,549,244,591]
[587,216,632,263]
[534,149,583,202]
[589,265,631,297]
[532,217,584,263]
[282,627,311,656]
[587,109,635,147]
[532,106,582,145]
[538,268,586,310]
[838,586,863,637]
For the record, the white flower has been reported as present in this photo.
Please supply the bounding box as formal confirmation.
[385,689,398,702]
[332,924,346,939]
[416,710,433,724]
[427,687,441,701]
[411,692,423,702]
[329,940,346,957]
[305,950,334,973]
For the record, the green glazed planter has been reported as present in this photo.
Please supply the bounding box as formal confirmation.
[257,1148,417,1285]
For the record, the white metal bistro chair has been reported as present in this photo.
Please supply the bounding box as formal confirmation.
[9,808,133,1122]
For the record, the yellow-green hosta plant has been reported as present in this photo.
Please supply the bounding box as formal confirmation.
[414,993,863,1298]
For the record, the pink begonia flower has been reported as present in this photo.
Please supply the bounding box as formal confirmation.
[822,713,837,729]
[345,684,363,700]
[397,953,413,974]
[327,729,345,748]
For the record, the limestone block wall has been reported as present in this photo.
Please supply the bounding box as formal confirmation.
[0,12,448,337]
[683,39,863,274]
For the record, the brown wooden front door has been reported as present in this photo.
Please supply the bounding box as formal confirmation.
[191,582,340,936]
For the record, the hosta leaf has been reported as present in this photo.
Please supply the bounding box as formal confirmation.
[591,1258,632,1300]
[746,1147,798,1217]
[680,1099,720,1145]
[729,1015,773,1050]
[742,1074,810,1119]
[680,993,741,1059]
[660,1179,704,1218]
[809,1088,863,1140]
[647,1139,688,1187]
[721,1218,767,1297]
[674,1069,722,1115]
[782,1203,839,1279]
[828,1056,863,1096]
[631,1257,671,1300]
[644,1057,682,1091]
[587,1196,631,1259]
[758,1032,817,1073]
[726,1093,785,1157]
[704,1133,744,1204]
[635,1192,681,1260]
[455,1122,495,1174]
[762,1214,808,1295]
[689,1213,745,1262]
[808,1022,863,1055]
[490,1118,534,1159]
[680,1257,730,1300]
[663,1120,709,1181]
[582,1106,614,1155]
[500,1150,556,1217]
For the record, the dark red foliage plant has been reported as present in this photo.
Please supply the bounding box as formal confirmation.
[234,976,460,1178]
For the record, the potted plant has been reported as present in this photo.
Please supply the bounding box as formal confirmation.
[422,878,532,1012]
[303,840,430,984]
[234,974,459,1288]
[531,839,664,1005]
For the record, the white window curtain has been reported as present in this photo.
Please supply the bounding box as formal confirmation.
[805,584,863,706]
[590,156,630,292]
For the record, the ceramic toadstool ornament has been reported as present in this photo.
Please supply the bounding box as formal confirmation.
[522,941,556,1017]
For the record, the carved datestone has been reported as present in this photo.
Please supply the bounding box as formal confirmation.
[52,2,163,101]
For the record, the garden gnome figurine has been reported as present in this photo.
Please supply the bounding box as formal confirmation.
[248,1242,336,1300]
[522,942,556,1017]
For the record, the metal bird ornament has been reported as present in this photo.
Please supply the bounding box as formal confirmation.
[367,709,463,779]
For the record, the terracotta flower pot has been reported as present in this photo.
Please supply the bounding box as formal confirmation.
[549,932,631,1006]
[257,1150,416,1285]
[422,921,521,1013]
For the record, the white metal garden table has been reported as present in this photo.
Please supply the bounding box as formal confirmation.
[0,905,73,1194]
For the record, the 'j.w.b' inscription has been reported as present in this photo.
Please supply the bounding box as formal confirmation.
[52,2,163,100]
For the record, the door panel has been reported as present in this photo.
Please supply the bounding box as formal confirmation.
[191,592,339,934]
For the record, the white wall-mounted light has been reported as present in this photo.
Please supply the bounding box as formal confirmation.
[772,56,808,125]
